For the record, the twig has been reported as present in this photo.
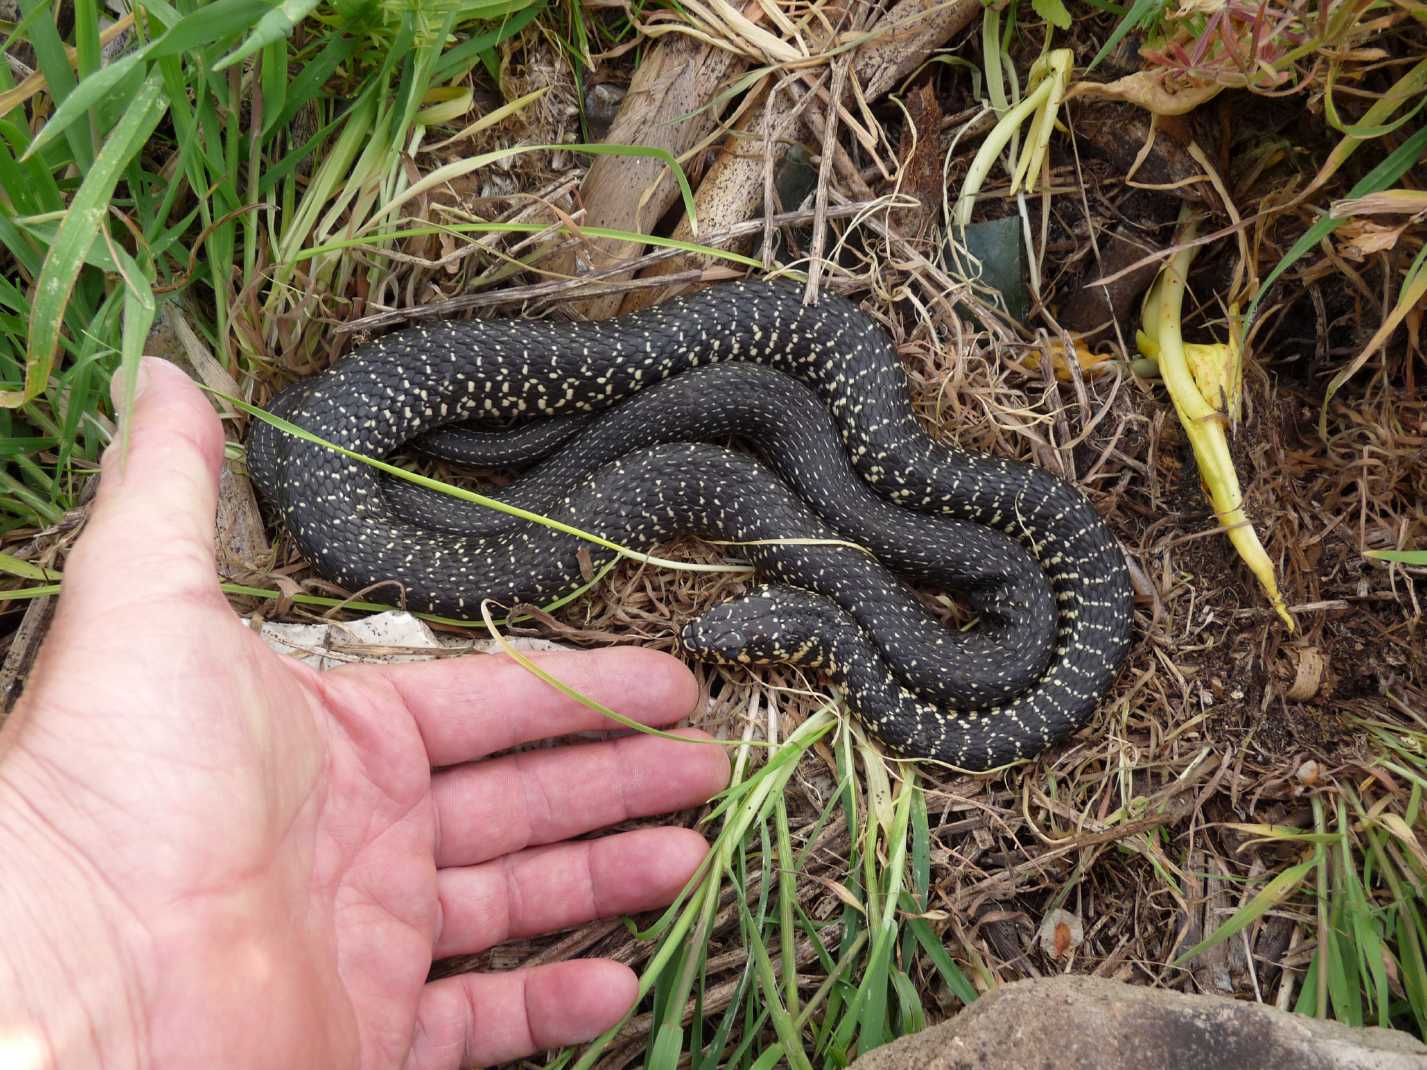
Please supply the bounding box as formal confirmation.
[336,201,892,332]
[805,54,850,302]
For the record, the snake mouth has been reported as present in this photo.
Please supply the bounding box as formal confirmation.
[679,616,749,665]
[682,585,845,669]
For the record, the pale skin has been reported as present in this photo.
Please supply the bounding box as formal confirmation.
[0,357,730,1069]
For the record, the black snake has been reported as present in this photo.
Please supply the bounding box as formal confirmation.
[247,280,1132,769]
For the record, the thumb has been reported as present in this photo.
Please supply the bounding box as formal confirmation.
[61,356,227,612]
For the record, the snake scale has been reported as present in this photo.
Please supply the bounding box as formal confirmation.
[247,279,1133,769]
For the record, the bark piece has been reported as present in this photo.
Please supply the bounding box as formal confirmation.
[553,33,747,319]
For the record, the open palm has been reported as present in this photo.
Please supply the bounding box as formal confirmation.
[0,358,727,1069]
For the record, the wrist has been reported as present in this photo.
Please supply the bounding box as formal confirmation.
[0,756,152,1070]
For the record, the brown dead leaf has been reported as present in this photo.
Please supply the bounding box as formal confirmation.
[1334,219,1410,261]
[811,875,867,915]
[1067,70,1223,116]
[1331,188,1427,221]
[1172,0,1225,15]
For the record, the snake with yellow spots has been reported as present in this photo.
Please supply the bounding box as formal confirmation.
[248,279,1132,769]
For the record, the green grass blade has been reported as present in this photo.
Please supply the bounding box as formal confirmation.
[1327,903,1362,1026]
[775,790,800,1019]
[908,915,978,1005]
[6,71,167,409]
[22,49,148,160]
[266,32,359,133]
[0,550,61,581]
[111,245,157,457]
[17,0,92,167]
[746,1045,786,1070]
[648,1022,685,1070]
[1248,123,1427,328]
[1296,954,1321,1015]
[1397,907,1427,1036]
[363,142,701,237]
[1365,549,1427,565]
[1314,796,1330,1017]
[853,925,893,1053]
[229,392,751,575]
[1087,0,1162,72]
[432,2,544,81]
[1323,56,1427,142]
[739,895,814,1070]
[889,967,926,1034]
[1339,805,1388,1026]
[72,0,101,79]
[696,957,757,1070]
[295,219,762,270]
[910,785,930,906]
[258,39,288,136]
[213,0,322,71]
[147,0,272,58]
[1175,860,1316,966]
[1,117,63,215]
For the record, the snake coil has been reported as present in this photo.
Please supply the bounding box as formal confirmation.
[248,280,1132,769]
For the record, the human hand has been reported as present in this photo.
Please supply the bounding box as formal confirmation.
[0,357,728,1069]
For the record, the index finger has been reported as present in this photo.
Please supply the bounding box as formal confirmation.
[364,646,701,765]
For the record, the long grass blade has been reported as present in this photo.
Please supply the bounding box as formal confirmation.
[1248,123,1427,327]
[1175,859,1315,965]
[6,71,167,409]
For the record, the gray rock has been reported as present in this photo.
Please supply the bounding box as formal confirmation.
[848,976,1427,1070]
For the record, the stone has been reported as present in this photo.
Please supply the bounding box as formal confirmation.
[254,610,570,671]
[847,976,1427,1070]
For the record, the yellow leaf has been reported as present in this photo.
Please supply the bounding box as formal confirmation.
[859,736,896,842]
[1023,339,1116,381]
[1141,223,1294,630]
[426,86,549,151]
[1183,336,1242,423]
[1379,814,1427,873]
[415,86,473,127]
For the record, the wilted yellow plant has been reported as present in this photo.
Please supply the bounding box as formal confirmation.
[1136,218,1295,630]
[952,46,1073,229]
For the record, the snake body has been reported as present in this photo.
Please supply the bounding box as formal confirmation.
[248,280,1132,768]
[381,362,1059,706]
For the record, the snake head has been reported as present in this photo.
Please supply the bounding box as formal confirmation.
[682,584,842,669]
